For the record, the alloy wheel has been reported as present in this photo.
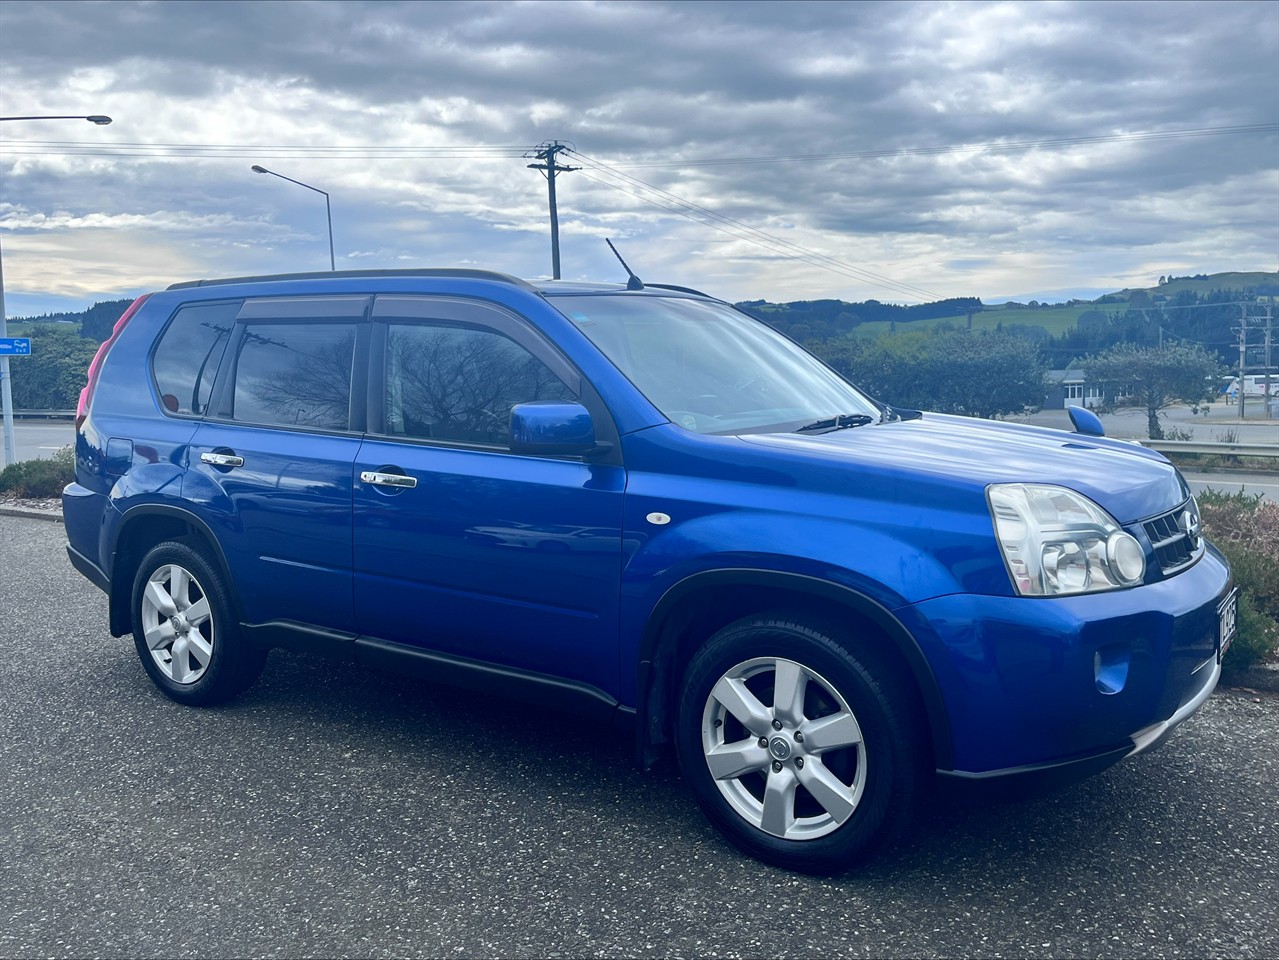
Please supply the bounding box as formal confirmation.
[139,562,215,685]
[701,656,867,841]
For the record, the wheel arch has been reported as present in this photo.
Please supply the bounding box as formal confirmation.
[105,504,239,637]
[635,569,953,771]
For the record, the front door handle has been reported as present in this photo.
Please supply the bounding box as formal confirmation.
[200,452,245,467]
[360,470,418,489]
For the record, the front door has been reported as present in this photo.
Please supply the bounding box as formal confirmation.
[352,297,624,694]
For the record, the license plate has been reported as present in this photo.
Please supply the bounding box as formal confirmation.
[1218,588,1239,663]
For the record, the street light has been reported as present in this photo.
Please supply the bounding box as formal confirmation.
[0,114,113,469]
[0,115,113,124]
[250,165,335,271]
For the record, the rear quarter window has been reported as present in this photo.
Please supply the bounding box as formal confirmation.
[151,301,240,415]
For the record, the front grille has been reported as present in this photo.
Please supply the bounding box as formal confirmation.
[1142,503,1203,576]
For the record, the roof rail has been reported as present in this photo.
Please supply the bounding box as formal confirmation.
[644,282,717,299]
[167,268,535,291]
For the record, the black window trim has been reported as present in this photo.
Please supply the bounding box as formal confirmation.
[204,298,371,434]
[366,295,621,463]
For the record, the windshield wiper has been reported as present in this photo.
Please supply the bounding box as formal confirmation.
[795,413,875,434]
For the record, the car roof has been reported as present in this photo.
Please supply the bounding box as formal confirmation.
[166,269,715,299]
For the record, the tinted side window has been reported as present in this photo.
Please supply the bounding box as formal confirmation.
[151,301,240,415]
[231,322,357,429]
[384,323,576,446]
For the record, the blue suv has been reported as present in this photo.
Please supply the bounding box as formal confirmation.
[64,269,1235,873]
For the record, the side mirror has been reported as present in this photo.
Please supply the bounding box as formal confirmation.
[1067,405,1105,437]
[509,401,599,456]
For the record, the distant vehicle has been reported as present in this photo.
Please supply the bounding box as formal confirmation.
[63,268,1234,874]
[1224,374,1279,400]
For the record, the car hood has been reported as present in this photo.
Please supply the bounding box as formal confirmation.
[741,413,1187,523]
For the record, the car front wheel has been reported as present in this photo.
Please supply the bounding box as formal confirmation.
[675,613,925,873]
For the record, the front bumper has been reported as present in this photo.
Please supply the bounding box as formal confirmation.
[906,544,1232,779]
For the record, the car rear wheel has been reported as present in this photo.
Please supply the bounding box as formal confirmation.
[131,539,266,705]
[675,613,924,873]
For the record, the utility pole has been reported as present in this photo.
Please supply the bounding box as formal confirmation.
[1264,304,1274,415]
[526,141,579,279]
[1236,305,1248,420]
[0,113,111,468]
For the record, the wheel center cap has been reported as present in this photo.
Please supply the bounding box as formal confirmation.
[768,736,792,761]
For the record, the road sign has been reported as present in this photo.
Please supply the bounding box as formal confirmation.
[0,338,32,356]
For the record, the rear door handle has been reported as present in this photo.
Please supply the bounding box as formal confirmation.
[360,470,418,489]
[200,452,245,467]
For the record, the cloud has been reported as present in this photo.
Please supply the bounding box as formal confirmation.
[0,0,1275,313]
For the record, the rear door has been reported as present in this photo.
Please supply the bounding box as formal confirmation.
[184,295,368,632]
[352,296,625,693]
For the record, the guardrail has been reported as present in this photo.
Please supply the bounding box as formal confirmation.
[1140,440,1279,458]
[13,409,75,420]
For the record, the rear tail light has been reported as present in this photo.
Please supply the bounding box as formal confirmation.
[76,294,150,431]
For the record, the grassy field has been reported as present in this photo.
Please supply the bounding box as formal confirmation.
[845,271,1278,339]
[849,302,1094,338]
[1112,272,1278,299]
[14,273,1276,344]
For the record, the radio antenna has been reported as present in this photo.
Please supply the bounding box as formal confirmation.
[605,238,644,290]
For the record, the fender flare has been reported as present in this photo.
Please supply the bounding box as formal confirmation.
[105,502,240,636]
[635,568,954,771]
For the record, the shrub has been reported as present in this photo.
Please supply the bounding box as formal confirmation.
[1197,489,1279,672]
[0,446,75,498]
[1228,593,1279,675]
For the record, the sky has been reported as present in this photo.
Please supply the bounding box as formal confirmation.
[1,0,1276,318]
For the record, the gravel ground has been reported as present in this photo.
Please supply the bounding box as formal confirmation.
[0,494,62,513]
[2,514,1277,959]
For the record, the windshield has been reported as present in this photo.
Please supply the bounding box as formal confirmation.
[549,294,880,435]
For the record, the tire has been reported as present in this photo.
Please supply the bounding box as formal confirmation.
[130,538,266,706]
[675,612,925,874]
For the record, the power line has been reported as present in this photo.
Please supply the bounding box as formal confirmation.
[571,149,947,299]
[1140,300,1266,310]
[5,122,1271,163]
[576,168,936,301]
[570,151,946,302]
[607,124,1279,168]
[7,124,1271,303]
[1158,328,1235,346]
[0,141,535,159]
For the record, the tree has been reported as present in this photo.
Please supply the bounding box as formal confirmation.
[9,326,100,410]
[815,327,1047,419]
[922,329,1048,418]
[75,298,134,343]
[1080,342,1225,439]
[816,329,929,407]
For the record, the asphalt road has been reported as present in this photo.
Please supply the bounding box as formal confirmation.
[7,420,76,464]
[1187,471,1279,502]
[1,515,1277,959]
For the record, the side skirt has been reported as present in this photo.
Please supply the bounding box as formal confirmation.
[243,620,635,733]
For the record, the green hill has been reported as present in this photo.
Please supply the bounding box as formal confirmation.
[11,271,1277,346]
[1116,271,1278,300]
[743,270,1278,342]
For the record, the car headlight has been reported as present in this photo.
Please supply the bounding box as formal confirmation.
[987,483,1146,597]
